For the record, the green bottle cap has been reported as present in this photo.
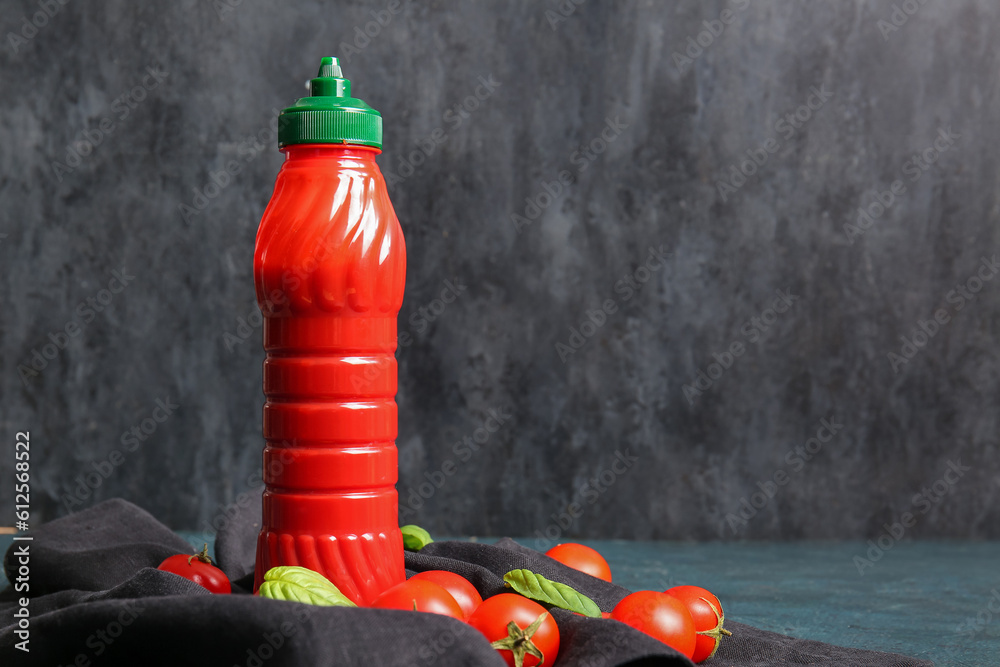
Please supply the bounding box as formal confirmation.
[278,57,382,149]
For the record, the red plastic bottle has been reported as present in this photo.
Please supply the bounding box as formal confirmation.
[252,58,406,604]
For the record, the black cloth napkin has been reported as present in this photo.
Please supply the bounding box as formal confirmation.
[0,498,933,666]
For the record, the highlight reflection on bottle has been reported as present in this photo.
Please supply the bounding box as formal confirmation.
[252,58,406,604]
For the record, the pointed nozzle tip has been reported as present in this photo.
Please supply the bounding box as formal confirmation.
[318,57,343,78]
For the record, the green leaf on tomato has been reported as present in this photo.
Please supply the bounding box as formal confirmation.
[400,524,434,551]
[258,566,356,607]
[503,568,602,618]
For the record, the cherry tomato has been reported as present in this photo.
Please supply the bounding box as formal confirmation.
[370,578,464,620]
[545,543,612,582]
[157,543,230,594]
[410,570,483,619]
[665,585,731,662]
[468,594,560,667]
[611,591,696,659]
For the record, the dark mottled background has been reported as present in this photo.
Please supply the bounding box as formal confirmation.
[1,0,998,541]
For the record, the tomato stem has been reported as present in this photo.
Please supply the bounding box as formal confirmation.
[489,612,548,667]
[694,597,732,660]
[188,543,214,566]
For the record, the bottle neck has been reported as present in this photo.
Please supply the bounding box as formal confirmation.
[281,144,381,163]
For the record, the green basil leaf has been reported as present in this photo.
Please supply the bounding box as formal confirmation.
[401,525,434,551]
[503,569,602,618]
[258,566,356,607]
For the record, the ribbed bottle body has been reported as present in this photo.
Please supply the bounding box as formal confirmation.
[251,146,406,604]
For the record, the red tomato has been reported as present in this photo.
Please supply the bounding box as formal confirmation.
[370,579,464,620]
[545,543,612,582]
[409,570,483,619]
[157,544,230,594]
[611,591,696,659]
[468,594,560,667]
[665,586,731,662]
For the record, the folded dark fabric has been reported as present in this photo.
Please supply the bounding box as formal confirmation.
[1,499,933,666]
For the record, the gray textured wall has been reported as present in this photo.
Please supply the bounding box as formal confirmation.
[2,0,998,542]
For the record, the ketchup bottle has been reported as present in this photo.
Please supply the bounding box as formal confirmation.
[252,58,406,604]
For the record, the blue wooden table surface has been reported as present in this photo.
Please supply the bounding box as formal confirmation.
[3,535,996,665]
[580,539,995,667]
